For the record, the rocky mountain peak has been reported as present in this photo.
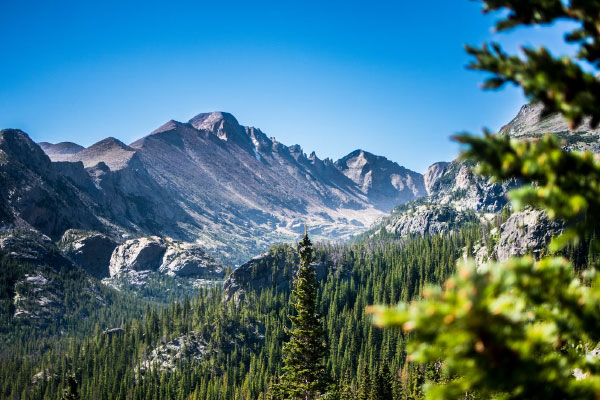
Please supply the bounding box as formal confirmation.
[189,112,241,136]
[188,111,255,151]
[91,137,132,151]
[0,129,52,172]
[38,142,84,159]
[66,137,137,170]
[149,119,189,135]
[500,102,600,151]
[335,149,426,212]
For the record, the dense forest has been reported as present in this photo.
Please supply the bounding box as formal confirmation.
[0,224,484,400]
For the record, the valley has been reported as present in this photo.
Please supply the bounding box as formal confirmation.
[0,103,598,399]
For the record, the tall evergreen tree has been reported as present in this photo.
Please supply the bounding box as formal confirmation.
[279,231,329,399]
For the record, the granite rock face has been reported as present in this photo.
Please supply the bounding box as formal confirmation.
[335,149,427,211]
[494,209,563,261]
[424,161,449,195]
[140,332,208,372]
[159,241,225,277]
[383,204,478,237]
[58,230,117,278]
[427,161,516,214]
[108,236,225,278]
[109,236,167,277]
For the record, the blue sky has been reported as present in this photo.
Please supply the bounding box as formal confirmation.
[0,1,573,172]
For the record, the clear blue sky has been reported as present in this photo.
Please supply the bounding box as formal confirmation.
[0,1,573,172]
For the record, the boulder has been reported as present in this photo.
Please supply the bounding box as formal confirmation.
[108,236,224,279]
[159,241,224,277]
[58,229,117,278]
[140,332,208,372]
[109,236,166,277]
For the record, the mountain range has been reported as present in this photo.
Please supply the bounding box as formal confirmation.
[364,102,600,262]
[1,111,428,264]
[1,101,598,340]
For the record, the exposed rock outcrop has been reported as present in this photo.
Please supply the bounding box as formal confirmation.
[500,103,600,152]
[427,161,516,213]
[0,229,73,269]
[0,229,107,323]
[224,244,328,302]
[159,242,224,277]
[383,204,478,237]
[494,209,563,261]
[108,236,225,278]
[424,161,449,195]
[140,332,208,372]
[58,229,117,278]
[109,236,167,276]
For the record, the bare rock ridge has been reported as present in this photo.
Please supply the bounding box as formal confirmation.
[494,209,563,262]
[366,102,598,253]
[5,111,427,264]
[0,129,107,239]
[38,142,85,160]
[335,150,427,211]
[500,102,600,152]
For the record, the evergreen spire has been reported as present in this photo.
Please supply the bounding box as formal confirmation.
[279,232,329,399]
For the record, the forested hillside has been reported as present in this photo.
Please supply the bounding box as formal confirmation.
[0,227,481,399]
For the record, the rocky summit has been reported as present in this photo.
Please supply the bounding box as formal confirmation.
[335,149,426,211]
[365,102,599,244]
[1,112,427,264]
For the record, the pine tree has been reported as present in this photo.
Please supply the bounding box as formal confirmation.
[279,231,329,399]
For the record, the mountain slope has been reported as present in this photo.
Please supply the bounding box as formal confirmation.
[500,102,600,151]
[0,112,426,263]
[365,103,598,243]
[127,114,381,259]
[33,112,425,262]
[38,142,84,161]
[0,129,108,239]
[335,149,426,211]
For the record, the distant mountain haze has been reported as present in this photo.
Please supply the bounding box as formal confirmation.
[1,111,428,263]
